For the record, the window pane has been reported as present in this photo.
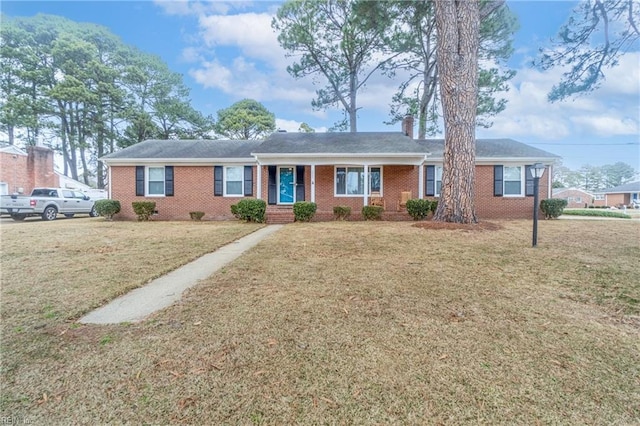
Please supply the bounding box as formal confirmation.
[504,166,520,180]
[149,167,164,181]
[148,181,165,195]
[370,167,381,192]
[347,167,364,194]
[435,166,443,195]
[336,168,346,195]
[504,181,521,195]
[226,166,242,182]
[226,181,242,195]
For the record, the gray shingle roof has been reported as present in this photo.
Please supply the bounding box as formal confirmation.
[415,138,559,159]
[100,134,559,161]
[603,181,640,193]
[101,139,261,160]
[252,132,426,154]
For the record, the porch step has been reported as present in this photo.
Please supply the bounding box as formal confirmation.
[266,211,295,224]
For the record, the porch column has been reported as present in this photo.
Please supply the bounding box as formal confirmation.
[418,164,424,199]
[256,164,262,199]
[311,164,316,203]
[363,164,369,206]
[107,166,112,199]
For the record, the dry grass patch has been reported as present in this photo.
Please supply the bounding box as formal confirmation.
[1,219,638,424]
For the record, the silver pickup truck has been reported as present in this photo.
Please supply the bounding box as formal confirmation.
[0,188,99,221]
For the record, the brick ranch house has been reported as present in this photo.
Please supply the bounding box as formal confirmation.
[0,145,59,195]
[101,122,559,222]
[552,187,599,208]
[601,181,640,208]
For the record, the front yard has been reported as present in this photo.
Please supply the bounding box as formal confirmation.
[1,218,638,424]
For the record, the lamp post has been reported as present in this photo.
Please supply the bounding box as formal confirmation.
[531,163,546,247]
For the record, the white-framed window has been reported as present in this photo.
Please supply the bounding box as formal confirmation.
[503,166,523,196]
[595,194,605,200]
[147,167,165,196]
[425,165,443,196]
[335,166,382,196]
[435,166,443,196]
[224,166,243,196]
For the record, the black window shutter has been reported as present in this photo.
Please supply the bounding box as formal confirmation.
[425,165,435,196]
[525,165,534,196]
[268,166,277,205]
[135,166,144,196]
[165,166,174,196]
[214,166,223,196]
[244,166,253,196]
[296,165,305,201]
[494,165,504,197]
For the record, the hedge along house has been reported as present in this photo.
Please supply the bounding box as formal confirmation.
[101,123,559,222]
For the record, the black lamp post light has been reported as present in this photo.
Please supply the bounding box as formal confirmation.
[531,162,546,247]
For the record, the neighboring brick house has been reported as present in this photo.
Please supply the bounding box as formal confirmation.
[101,124,559,222]
[601,181,640,208]
[0,145,59,195]
[552,187,596,208]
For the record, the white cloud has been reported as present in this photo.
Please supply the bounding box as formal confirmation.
[197,13,284,65]
[180,46,202,63]
[570,115,639,136]
[154,0,235,17]
[480,51,640,141]
[189,60,233,91]
[275,118,328,133]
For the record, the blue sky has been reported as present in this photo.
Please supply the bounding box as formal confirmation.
[2,0,639,171]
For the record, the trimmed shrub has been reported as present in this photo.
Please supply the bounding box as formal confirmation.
[362,205,383,221]
[189,211,205,221]
[405,199,432,220]
[562,209,631,219]
[231,199,266,223]
[540,199,567,219]
[431,200,438,212]
[333,206,351,220]
[132,201,156,221]
[94,199,121,221]
[293,201,317,222]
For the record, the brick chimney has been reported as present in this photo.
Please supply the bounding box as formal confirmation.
[401,115,414,139]
[27,146,58,190]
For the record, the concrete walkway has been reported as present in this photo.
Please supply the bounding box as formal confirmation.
[79,225,283,325]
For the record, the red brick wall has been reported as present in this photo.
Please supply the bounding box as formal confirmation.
[605,193,629,207]
[552,189,593,208]
[0,147,58,194]
[0,152,29,194]
[110,163,551,221]
[27,147,58,190]
[473,165,548,219]
[110,165,256,220]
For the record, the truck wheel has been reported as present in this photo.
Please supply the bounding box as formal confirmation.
[42,206,58,221]
[89,206,98,217]
[64,214,75,218]
[11,213,27,221]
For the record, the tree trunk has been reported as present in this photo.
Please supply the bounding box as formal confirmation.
[349,72,357,132]
[432,0,479,224]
